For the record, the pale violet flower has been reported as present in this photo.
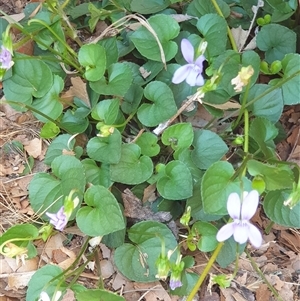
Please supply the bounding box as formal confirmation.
[0,46,13,70]
[172,39,205,87]
[38,291,62,301]
[170,277,183,290]
[46,206,68,231]
[216,190,262,248]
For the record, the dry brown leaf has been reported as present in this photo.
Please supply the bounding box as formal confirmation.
[6,271,36,290]
[100,259,115,279]
[202,101,241,111]
[256,284,271,301]
[69,77,91,108]
[24,138,42,158]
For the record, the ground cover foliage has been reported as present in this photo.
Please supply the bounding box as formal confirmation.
[0,0,299,300]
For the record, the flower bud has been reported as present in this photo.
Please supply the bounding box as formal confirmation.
[252,175,266,194]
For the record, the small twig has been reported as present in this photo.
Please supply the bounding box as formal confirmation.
[245,249,284,301]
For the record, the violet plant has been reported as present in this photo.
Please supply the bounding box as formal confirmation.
[0,0,299,301]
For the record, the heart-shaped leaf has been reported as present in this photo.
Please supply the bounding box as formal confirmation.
[89,62,132,96]
[263,190,300,228]
[256,24,296,63]
[32,75,64,122]
[191,129,228,170]
[91,99,120,124]
[247,84,283,123]
[87,130,122,164]
[78,44,106,81]
[131,14,180,62]
[135,132,160,157]
[162,123,194,150]
[29,155,85,219]
[76,185,125,236]
[26,265,64,301]
[137,81,177,127]
[76,289,125,301]
[110,144,153,185]
[192,221,218,252]
[3,56,53,109]
[196,14,227,57]
[247,160,294,190]
[114,221,177,282]
[157,160,193,200]
[201,161,251,216]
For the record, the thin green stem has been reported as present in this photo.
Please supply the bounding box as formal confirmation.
[232,81,251,130]
[245,249,284,301]
[264,221,275,235]
[218,69,300,125]
[186,242,224,301]
[210,0,238,51]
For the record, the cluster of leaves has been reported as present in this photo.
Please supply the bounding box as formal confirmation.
[0,0,300,300]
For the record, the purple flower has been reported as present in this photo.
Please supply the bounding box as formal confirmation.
[169,278,183,290]
[0,46,13,70]
[172,39,205,87]
[216,190,262,248]
[46,206,68,231]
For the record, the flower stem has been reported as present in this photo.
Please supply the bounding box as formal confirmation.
[210,0,238,51]
[245,249,284,301]
[186,242,224,301]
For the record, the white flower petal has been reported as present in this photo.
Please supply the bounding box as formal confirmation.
[38,292,51,301]
[248,223,262,248]
[216,223,235,242]
[233,224,248,245]
[185,67,199,86]
[227,192,241,219]
[181,39,194,64]
[195,74,204,86]
[241,190,259,220]
[172,65,191,84]
[194,55,205,69]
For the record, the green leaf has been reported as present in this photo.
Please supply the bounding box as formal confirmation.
[157,160,193,200]
[191,130,228,170]
[82,159,112,188]
[263,190,300,228]
[196,14,227,57]
[0,224,39,254]
[3,57,53,109]
[44,134,82,165]
[247,84,283,122]
[31,75,64,122]
[90,62,132,96]
[137,81,177,127]
[110,144,153,185]
[280,53,300,105]
[135,132,160,157]
[78,44,106,81]
[87,130,122,164]
[187,0,230,18]
[216,237,245,268]
[131,14,180,62]
[121,84,143,114]
[60,107,90,134]
[29,155,85,219]
[247,160,294,190]
[114,221,177,282]
[40,121,60,139]
[201,161,251,215]
[205,50,260,103]
[249,117,278,159]
[76,185,125,236]
[76,289,125,301]
[91,99,120,124]
[162,123,194,150]
[256,24,296,63]
[26,265,64,301]
[130,0,170,13]
[97,37,118,68]
[192,221,218,252]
